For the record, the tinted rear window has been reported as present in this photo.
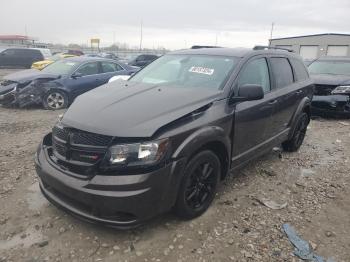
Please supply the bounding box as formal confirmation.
[290,58,309,81]
[17,49,43,59]
[270,58,294,88]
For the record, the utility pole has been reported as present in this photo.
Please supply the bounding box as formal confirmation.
[269,22,275,46]
[139,20,143,51]
[113,31,116,52]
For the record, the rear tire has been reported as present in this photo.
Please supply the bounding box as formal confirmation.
[42,90,68,110]
[174,150,221,219]
[282,112,309,152]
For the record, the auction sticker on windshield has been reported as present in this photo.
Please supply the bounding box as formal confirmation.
[189,66,214,75]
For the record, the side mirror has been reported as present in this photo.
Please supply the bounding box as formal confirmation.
[71,72,83,79]
[230,84,264,103]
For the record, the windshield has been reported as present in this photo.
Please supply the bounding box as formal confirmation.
[42,60,79,75]
[130,54,238,89]
[308,61,350,76]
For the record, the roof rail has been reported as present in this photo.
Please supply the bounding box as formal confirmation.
[191,45,221,49]
[253,45,294,52]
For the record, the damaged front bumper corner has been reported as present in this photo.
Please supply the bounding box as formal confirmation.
[14,91,43,108]
[311,94,350,118]
[0,85,17,106]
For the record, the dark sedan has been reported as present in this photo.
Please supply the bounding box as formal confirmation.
[127,54,159,68]
[0,57,138,110]
[309,56,350,117]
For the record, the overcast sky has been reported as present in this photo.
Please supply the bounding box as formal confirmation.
[1,0,350,49]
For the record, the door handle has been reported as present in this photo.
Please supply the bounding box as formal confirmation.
[295,90,303,94]
[268,99,278,105]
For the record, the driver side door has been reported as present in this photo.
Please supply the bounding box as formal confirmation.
[231,57,277,167]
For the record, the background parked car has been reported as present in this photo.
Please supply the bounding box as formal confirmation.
[97,52,120,60]
[31,53,76,70]
[127,54,159,68]
[308,56,350,117]
[66,50,84,56]
[0,57,138,109]
[0,48,52,68]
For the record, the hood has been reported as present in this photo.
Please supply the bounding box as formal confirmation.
[3,69,60,84]
[311,74,350,86]
[62,81,221,137]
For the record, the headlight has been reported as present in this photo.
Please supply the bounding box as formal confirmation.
[331,85,350,95]
[108,138,169,167]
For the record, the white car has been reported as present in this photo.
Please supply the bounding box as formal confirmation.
[108,75,131,83]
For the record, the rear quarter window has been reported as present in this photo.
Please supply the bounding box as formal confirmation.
[290,58,309,81]
[18,49,43,60]
[270,57,294,89]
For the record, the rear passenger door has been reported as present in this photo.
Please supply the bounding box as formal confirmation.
[20,49,43,68]
[100,61,125,83]
[268,57,302,135]
[232,57,276,162]
[66,62,101,98]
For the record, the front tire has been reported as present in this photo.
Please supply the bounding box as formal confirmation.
[42,90,68,110]
[282,112,309,152]
[174,150,221,219]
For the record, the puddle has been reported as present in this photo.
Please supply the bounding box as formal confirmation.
[26,182,48,210]
[0,228,43,250]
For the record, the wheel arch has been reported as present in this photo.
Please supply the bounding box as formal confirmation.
[288,97,311,139]
[172,126,231,180]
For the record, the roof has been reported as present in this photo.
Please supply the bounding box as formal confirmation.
[169,47,299,58]
[170,48,252,57]
[271,33,350,41]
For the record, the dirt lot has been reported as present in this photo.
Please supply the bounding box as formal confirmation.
[0,70,350,262]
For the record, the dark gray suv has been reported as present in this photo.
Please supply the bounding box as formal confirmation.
[35,47,314,228]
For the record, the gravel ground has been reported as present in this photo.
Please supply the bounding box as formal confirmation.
[0,69,20,79]
[0,70,350,262]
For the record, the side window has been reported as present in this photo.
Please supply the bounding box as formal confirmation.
[101,62,123,73]
[238,58,271,94]
[270,58,294,88]
[137,55,145,61]
[2,49,15,56]
[290,58,309,81]
[76,62,99,76]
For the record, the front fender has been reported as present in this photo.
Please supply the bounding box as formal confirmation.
[171,126,231,161]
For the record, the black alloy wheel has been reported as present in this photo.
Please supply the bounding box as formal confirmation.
[282,112,309,152]
[174,150,221,219]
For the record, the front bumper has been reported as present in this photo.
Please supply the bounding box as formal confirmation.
[0,86,17,105]
[311,95,350,118]
[35,141,186,228]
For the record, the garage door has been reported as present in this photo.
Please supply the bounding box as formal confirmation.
[299,46,318,60]
[327,46,348,56]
